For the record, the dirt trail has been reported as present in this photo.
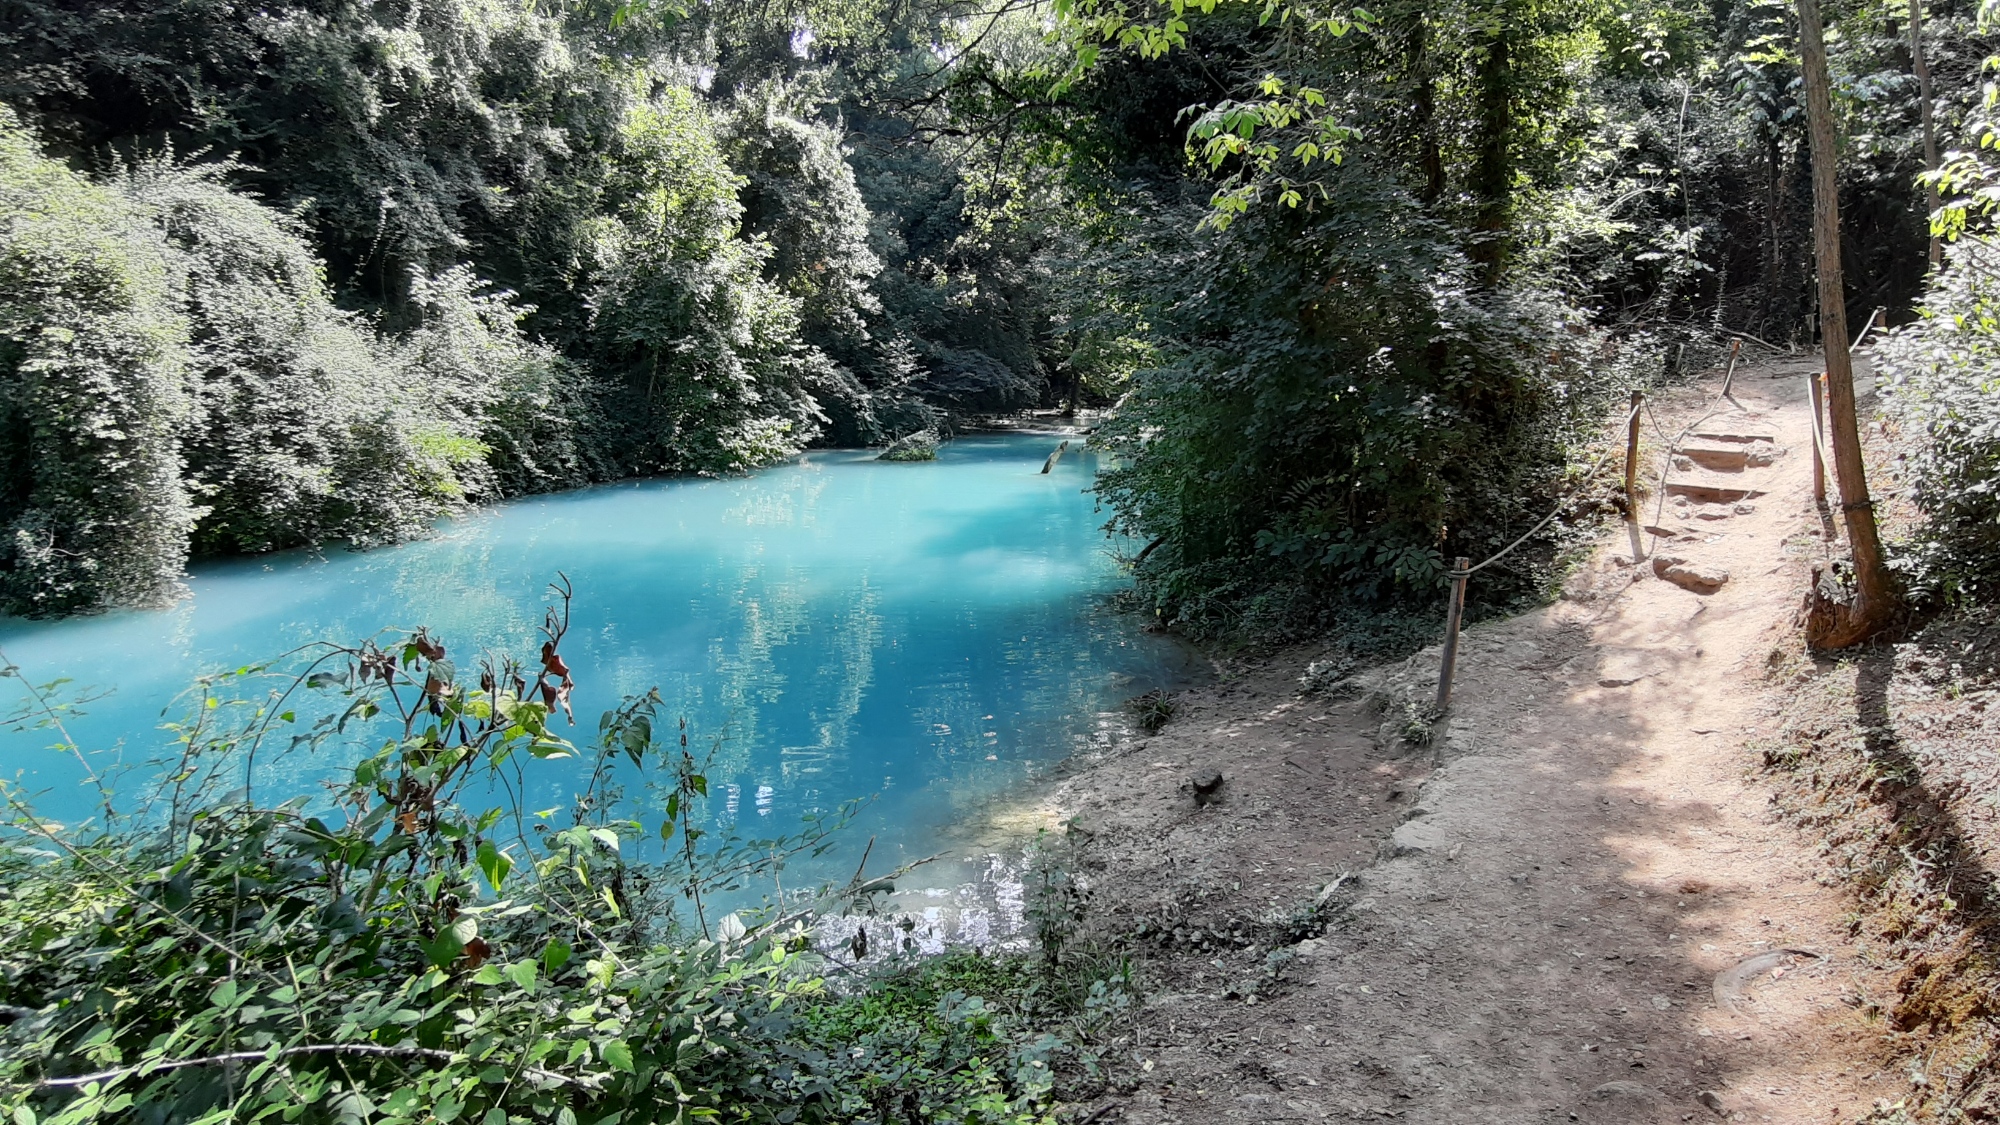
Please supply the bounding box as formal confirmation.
[1039,359,1910,1124]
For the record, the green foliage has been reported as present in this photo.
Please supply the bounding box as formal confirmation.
[0,114,196,614]
[1879,238,2000,603]
[584,86,828,473]
[1088,173,1609,635]
[790,954,1070,1124]
[0,115,591,614]
[0,594,1084,1123]
[127,162,517,556]
[1023,827,1093,971]
[1124,688,1177,733]
[0,0,994,601]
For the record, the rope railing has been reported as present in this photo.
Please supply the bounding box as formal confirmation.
[1433,395,1645,710]
[1456,397,1645,581]
[1434,337,1762,710]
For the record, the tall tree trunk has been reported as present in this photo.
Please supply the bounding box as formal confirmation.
[1797,0,1899,647]
[1763,132,1782,328]
[1909,0,1941,268]
[1470,2,1513,284]
[1409,16,1445,206]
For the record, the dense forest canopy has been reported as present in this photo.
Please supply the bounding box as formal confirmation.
[0,0,1992,625]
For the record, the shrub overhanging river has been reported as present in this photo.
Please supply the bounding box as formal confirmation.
[0,433,1197,921]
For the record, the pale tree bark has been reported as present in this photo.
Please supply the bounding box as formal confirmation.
[1797,0,1900,648]
[1910,0,1941,268]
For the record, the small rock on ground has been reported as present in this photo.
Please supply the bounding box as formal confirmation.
[1653,555,1729,593]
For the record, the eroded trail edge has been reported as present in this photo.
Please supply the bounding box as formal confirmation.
[1037,361,1907,1124]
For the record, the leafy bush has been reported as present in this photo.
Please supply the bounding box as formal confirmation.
[0,113,197,614]
[1123,689,1177,734]
[1878,238,2000,602]
[1091,176,1614,639]
[0,592,1093,1124]
[126,159,507,556]
[586,88,827,475]
[0,115,601,613]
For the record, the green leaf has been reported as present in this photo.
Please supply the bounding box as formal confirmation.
[504,960,538,993]
[422,930,464,969]
[601,1040,635,1073]
[476,840,512,890]
[15,1106,38,1125]
[542,937,573,975]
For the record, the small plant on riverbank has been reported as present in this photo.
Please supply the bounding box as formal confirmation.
[1299,652,1358,696]
[0,583,1076,1123]
[1124,689,1177,734]
[1024,825,1093,970]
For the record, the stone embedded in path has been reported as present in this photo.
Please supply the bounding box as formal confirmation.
[1591,1081,1660,1106]
[1387,815,1444,856]
[1652,555,1729,594]
[1680,438,1785,473]
[1189,767,1225,806]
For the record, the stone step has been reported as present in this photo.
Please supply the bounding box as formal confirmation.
[1679,441,1750,472]
[1665,475,1766,505]
[1676,440,1783,473]
[1689,429,1778,445]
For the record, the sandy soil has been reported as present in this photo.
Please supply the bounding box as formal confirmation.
[1025,357,1917,1124]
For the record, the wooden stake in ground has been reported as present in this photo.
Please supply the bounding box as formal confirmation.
[1910,0,1941,269]
[1435,558,1469,712]
[1624,390,1645,564]
[1797,0,1899,648]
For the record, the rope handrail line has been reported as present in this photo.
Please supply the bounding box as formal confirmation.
[1453,399,1644,578]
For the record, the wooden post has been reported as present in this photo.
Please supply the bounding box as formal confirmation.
[1798,0,1898,646]
[1435,557,1471,712]
[1808,372,1828,508]
[1720,338,1742,399]
[1624,391,1645,563]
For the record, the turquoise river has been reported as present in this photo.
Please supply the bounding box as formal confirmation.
[0,433,1195,923]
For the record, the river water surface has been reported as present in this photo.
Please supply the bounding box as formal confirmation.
[0,433,1194,926]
